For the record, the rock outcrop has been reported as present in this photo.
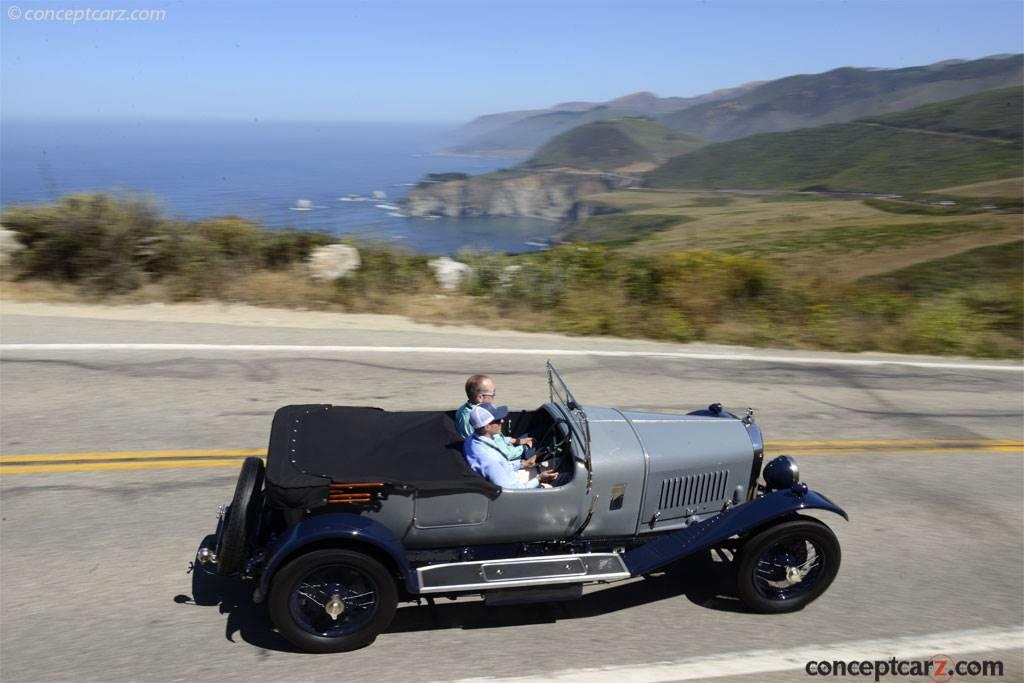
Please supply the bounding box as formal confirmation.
[404,171,636,222]
[428,257,472,290]
[0,227,25,268]
[308,244,361,280]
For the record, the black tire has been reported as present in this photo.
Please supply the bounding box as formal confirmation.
[268,549,398,654]
[736,517,840,614]
[216,456,265,576]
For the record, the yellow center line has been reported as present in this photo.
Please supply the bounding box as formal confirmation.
[0,440,1020,475]
[770,444,1019,448]
[0,459,260,474]
[782,446,1022,454]
[0,448,265,463]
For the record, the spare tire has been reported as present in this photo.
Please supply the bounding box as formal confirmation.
[216,456,265,576]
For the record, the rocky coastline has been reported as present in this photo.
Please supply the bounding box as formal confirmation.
[402,169,638,222]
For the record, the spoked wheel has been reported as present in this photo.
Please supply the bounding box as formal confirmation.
[269,549,398,654]
[215,456,265,576]
[736,518,840,613]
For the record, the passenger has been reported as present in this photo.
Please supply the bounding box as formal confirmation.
[455,374,534,457]
[463,403,557,489]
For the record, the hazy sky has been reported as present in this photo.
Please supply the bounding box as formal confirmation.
[1,0,1022,123]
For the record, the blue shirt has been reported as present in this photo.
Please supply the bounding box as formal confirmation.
[463,434,539,489]
[456,403,525,462]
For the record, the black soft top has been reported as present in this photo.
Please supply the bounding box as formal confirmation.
[265,405,499,509]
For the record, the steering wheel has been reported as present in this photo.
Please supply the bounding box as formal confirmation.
[536,419,570,466]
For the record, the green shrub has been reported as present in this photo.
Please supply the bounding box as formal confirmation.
[2,193,168,292]
[1,194,338,296]
[167,236,229,300]
[900,299,986,354]
[194,217,263,266]
[960,280,1024,338]
[331,244,435,308]
[261,229,334,269]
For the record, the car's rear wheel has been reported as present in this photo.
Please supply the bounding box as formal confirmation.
[269,549,398,654]
[215,456,265,575]
[736,518,840,613]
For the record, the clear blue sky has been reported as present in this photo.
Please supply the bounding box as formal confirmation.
[1,0,1021,123]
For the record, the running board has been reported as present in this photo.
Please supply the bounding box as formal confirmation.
[416,553,630,594]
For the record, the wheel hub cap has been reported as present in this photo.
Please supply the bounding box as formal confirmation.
[325,593,345,620]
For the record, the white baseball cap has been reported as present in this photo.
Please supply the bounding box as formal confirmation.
[469,403,509,429]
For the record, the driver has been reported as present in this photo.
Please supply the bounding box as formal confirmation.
[456,374,534,459]
[463,403,557,489]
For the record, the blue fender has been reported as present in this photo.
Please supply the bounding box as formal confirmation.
[622,487,847,577]
[253,512,416,602]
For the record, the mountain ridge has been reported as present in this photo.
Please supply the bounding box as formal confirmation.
[442,54,1022,157]
[645,87,1024,193]
[441,82,763,157]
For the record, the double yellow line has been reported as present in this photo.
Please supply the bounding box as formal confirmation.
[0,440,1020,475]
[773,439,1024,454]
[0,449,265,474]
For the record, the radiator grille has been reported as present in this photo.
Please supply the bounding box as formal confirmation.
[658,470,729,510]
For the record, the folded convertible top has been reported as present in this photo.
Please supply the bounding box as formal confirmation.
[265,404,499,509]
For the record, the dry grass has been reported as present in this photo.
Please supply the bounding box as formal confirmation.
[579,190,1023,280]
[219,268,335,309]
[0,274,516,335]
[0,278,86,304]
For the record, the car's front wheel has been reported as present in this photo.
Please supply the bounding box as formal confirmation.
[269,549,398,653]
[736,517,840,613]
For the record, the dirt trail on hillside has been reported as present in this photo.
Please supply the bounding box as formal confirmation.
[852,122,1015,145]
[814,233,1023,281]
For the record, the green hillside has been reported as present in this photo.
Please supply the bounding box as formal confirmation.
[523,118,704,170]
[646,89,1023,193]
[444,106,639,157]
[658,55,1023,142]
[861,87,1023,142]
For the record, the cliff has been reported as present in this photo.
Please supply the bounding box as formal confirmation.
[404,170,636,221]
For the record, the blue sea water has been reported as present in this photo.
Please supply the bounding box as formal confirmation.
[0,120,552,255]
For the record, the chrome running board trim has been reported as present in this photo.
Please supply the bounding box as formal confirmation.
[415,552,630,594]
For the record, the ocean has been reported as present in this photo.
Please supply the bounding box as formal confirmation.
[0,120,553,255]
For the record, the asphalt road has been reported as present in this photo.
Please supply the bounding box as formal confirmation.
[1,306,1022,682]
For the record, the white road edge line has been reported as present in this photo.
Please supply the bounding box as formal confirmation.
[1,344,1021,372]
[443,626,1024,683]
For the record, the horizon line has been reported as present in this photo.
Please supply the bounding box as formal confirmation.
[0,116,466,127]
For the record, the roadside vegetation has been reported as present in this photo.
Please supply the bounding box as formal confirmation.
[2,193,1020,358]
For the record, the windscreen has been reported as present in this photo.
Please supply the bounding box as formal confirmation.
[547,361,590,446]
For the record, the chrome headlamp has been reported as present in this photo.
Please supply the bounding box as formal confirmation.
[763,455,800,490]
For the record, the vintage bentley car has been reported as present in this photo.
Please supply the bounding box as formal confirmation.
[194,363,847,653]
